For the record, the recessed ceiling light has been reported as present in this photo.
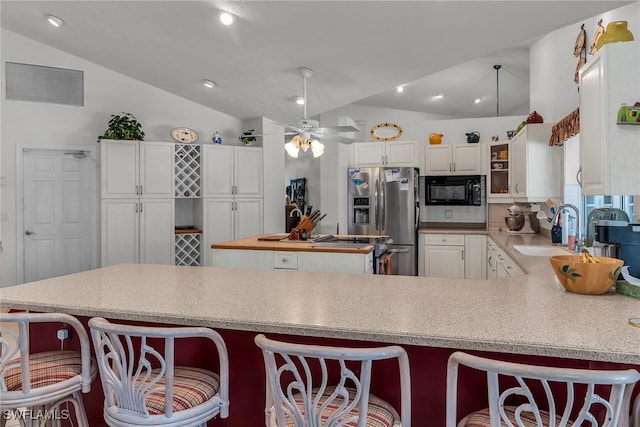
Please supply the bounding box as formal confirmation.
[202,79,216,88]
[219,12,234,26]
[434,93,444,100]
[474,98,481,104]
[396,86,404,93]
[46,14,64,28]
[296,96,305,105]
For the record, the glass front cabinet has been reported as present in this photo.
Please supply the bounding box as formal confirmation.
[488,141,510,200]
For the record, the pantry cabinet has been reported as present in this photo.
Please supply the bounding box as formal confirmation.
[100,141,175,266]
[352,141,419,167]
[424,144,481,175]
[509,124,561,202]
[579,41,640,196]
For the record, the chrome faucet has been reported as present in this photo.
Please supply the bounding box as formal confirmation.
[552,204,581,251]
[289,208,303,218]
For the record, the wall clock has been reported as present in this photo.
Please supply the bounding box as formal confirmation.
[171,127,199,144]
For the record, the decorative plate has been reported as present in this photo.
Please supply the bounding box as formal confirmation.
[370,122,403,141]
[170,127,199,144]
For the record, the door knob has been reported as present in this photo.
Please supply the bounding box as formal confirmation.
[25,230,37,236]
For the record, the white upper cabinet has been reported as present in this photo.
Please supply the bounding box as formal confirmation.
[509,124,562,202]
[352,141,419,167]
[101,141,174,198]
[424,145,481,175]
[579,42,640,196]
[203,145,263,198]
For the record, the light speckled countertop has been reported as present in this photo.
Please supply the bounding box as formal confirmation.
[1,231,639,364]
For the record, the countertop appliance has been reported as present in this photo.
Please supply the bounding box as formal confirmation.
[424,175,482,206]
[348,167,419,276]
[594,220,640,277]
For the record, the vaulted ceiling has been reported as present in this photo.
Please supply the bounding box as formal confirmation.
[1,1,632,124]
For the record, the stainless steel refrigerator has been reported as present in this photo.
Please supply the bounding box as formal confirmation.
[348,167,419,276]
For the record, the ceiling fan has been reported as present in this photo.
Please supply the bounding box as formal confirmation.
[243,67,361,158]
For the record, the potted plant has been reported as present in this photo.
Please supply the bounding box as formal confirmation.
[239,129,256,146]
[97,112,145,142]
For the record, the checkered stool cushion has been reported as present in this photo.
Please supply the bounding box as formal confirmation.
[3,350,82,391]
[462,405,573,427]
[280,387,397,427]
[135,367,220,415]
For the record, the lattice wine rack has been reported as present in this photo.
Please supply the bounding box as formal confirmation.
[175,231,201,266]
[175,144,201,198]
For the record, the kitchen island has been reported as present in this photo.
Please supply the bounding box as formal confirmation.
[211,233,376,273]
[2,231,639,426]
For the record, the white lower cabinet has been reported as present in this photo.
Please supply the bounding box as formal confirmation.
[464,235,486,279]
[212,249,373,274]
[487,237,524,278]
[419,233,491,280]
[421,234,465,279]
[101,199,175,266]
[202,198,263,266]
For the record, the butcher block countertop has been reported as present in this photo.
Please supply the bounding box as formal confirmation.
[211,234,375,254]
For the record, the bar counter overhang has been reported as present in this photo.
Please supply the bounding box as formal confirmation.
[1,252,639,426]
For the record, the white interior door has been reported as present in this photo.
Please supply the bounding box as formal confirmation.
[22,148,96,282]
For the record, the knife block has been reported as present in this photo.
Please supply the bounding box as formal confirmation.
[290,215,316,237]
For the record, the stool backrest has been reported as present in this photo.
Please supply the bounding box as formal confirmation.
[88,317,229,420]
[447,351,640,427]
[0,312,93,395]
[255,334,411,427]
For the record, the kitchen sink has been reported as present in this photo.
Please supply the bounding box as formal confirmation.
[512,245,573,257]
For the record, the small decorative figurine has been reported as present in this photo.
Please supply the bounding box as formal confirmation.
[212,132,222,144]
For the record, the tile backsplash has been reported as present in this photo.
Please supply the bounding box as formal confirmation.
[419,176,487,224]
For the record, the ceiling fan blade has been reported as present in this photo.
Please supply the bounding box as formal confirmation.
[238,131,296,139]
[312,125,361,134]
[284,124,303,133]
[311,133,357,144]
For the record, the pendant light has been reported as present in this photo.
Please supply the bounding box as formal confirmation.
[494,64,502,117]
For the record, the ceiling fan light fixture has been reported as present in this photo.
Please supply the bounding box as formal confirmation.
[311,139,325,158]
[46,14,64,28]
[284,140,299,158]
[219,12,235,26]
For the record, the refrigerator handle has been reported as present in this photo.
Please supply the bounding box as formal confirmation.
[374,178,380,230]
[379,175,385,231]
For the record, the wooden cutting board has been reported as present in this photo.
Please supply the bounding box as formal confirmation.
[257,234,289,241]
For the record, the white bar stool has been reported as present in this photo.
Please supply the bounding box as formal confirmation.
[88,317,229,427]
[446,351,640,427]
[255,334,411,427]
[0,312,96,427]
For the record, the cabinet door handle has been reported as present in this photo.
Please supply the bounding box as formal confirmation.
[576,167,583,188]
[135,203,138,213]
[452,163,456,172]
[461,249,464,260]
[140,202,143,213]
[515,184,519,194]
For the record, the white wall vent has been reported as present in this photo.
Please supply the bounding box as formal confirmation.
[4,62,84,106]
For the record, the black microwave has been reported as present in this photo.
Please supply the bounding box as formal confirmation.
[424,175,482,206]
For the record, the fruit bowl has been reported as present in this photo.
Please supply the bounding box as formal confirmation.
[549,255,623,295]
